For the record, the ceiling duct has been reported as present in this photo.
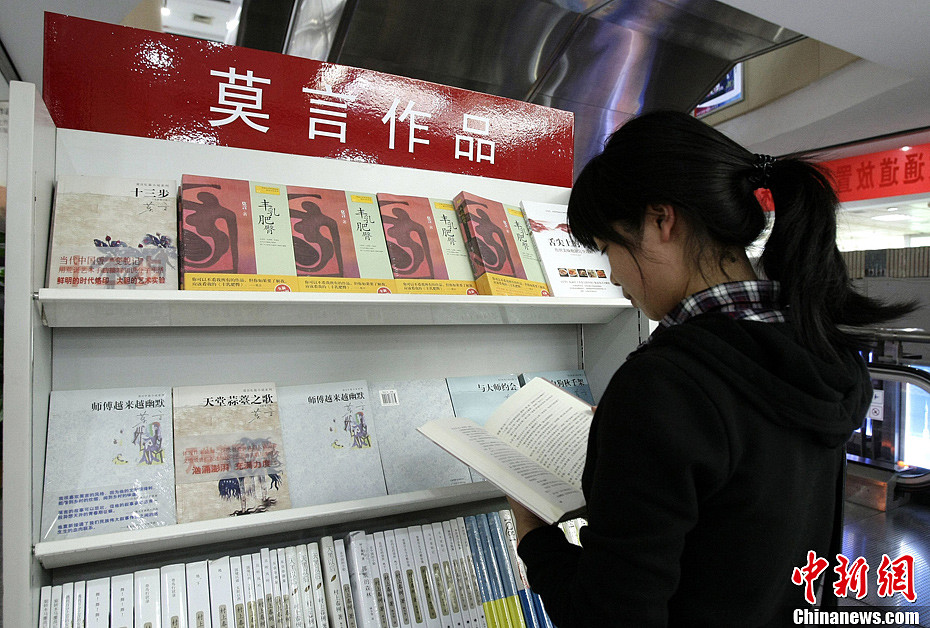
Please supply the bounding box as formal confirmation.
[279,0,800,175]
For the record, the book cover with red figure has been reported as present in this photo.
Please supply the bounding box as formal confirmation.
[180,175,257,279]
[287,186,360,278]
[377,193,449,280]
[454,192,526,282]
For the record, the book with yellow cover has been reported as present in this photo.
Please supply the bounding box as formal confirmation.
[179,175,299,291]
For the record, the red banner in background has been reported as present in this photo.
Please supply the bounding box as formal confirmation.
[43,13,574,188]
[819,142,930,203]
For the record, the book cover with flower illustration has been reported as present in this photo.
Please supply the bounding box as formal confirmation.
[46,175,178,289]
[40,386,177,541]
[172,382,291,523]
[278,380,388,508]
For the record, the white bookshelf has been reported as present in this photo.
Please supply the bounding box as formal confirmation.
[2,81,642,626]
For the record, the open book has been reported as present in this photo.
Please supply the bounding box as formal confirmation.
[417,377,593,524]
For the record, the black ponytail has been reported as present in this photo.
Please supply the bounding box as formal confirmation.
[568,110,917,360]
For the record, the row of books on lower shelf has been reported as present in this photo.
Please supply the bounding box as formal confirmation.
[47,174,623,298]
[41,369,594,542]
[842,246,930,279]
[37,510,587,628]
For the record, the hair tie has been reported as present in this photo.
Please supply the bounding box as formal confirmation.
[749,154,776,188]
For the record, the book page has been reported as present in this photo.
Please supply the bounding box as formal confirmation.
[485,377,593,487]
[417,417,584,524]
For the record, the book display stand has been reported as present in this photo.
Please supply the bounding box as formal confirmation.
[2,15,640,626]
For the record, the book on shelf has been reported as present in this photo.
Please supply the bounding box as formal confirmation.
[160,563,188,628]
[230,556,248,628]
[40,386,177,541]
[260,548,279,628]
[242,554,261,628]
[179,175,299,292]
[431,198,480,295]
[295,545,319,628]
[85,577,111,628]
[395,527,428,627]
[335,538,361,628]
[418,377,592,524]
[454,191,541,296]
[462,516,503,628]
[372,531,403,628]
[518,369,595,406]
[60,581,74,628]
[369,378,472,494]
[46,175,179,290]
[288,186,396,294]
[39,585,53,628]
[446,374,523,483]
[321,536,350,628]
[208,557,235,628]
[409,525,443,628]
[110,574,134,628]
[476,514,526,628]
[268,548,286,628]
[74,577,87,628]
[504,204,551,296]
[486,512,529,628]
[276,549,295,628]
[277,380,388,508]
[519,200,624,299]
[442,519,478,628]
[307,542,331,628]
[423,522,461,628]
[345,531,381,628]
[172,382,290,523]
[452,517,487,628]
[50,585,64,628]
[384,529,415,628]
[185,561,212,628]
[133,568,161,628]
[497,510,541,628]
[378,193,448,278]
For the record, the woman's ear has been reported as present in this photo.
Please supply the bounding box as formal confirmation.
[646,204,677,243]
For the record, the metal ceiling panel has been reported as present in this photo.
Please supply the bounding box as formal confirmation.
[283,0,802,177]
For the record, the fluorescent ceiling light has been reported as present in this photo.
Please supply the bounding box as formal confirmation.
[871,214,910,222]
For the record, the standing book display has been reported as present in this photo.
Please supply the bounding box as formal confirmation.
[7,12,635,628]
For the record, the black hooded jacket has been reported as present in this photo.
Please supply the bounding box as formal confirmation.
[517,312,871,627]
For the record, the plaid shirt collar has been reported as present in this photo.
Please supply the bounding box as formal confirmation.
[657,280,786,332]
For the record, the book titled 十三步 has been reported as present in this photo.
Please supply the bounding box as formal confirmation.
[369,379,472,495]
[172,382,290,523]
[504,204,551,296]
[418,377,591,524]
[278,380,388,508]
[519,200,625,299]
[453,191,534,296]
[288,186,396,294]
[47,175,178,289]
[179,175,299,292]
[40,386,177,542]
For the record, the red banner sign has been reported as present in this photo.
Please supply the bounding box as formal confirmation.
[819,142,930,204]
[43,13,574,187]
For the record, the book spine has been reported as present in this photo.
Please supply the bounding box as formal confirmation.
[463,517,500,628]
[186,561,213,628]
[532,595,554,628]
[85,578,111,628]
[243,553,260,628]
[453,518,487,628]
[208,557,234,628]
[39,585,53,628]
[372,531,402,628]
[160,563,189,628]
[283,547,306,628]
[268,548,286,628]
[395,528,427,627]
[320,536,349,628]
[261,549,279,628]
[251,553,269,628]
[486,513,527,628]
[62,582,75,628]
[477,514,523,628]
[230,556,248,628]
[74,579,87,628]
[274,550,290,628]
[497,511,539,628]
[335,538,360,628]
[423,523,457,628]
[429,522,465,628]
[296,544,319,628]
[51,585,64,628]
[345,531,381,628]
[307,543,330,628]
[408,525,442,628]
[384,529,414,627]
[441,520,476,628]
[133,568,161,628]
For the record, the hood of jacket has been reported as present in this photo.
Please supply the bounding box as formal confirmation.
[642,312,871,448]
